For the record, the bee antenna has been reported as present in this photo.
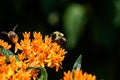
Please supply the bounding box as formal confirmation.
[1,31,8,35]
[13,24,18,31]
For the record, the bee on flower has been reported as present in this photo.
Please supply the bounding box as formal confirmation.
[50,31,66,48]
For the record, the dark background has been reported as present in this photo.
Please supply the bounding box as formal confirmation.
[0,0,120,80]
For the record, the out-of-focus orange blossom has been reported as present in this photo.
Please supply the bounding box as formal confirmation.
[62,69,96,80]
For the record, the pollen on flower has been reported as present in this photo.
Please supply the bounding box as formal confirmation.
[62,69,96,80]
[0,39,11,49]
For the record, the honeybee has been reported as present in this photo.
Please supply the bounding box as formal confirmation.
[1,24,18,44]
[50,31,66,48]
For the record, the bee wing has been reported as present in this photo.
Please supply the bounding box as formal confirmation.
[13,24,18,31]
[1,31,8,35]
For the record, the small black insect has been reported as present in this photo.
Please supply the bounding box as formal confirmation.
[50,31,66,48]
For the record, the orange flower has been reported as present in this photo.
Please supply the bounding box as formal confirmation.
[0,31,67,79]
[0,55,38,80]
[23,32,30,39]
[0,55,17,79]
[17,32,67,71]
[0,39,11,49]
[62,69,96,80]
[12,69,31,80]
[19,32,31,55]
[20,32,31,50]
[31,32,43,52]
[0,55,6,65]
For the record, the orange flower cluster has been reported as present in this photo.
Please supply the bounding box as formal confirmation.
[0,39,38,80]
[0,31,97,80]
[62,69,96,80]
[0,39,11,49]
[0,31,67,79]
[0,55,38,80]
[17,32,67,71]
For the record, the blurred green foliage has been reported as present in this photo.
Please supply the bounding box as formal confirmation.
[63,3,87,49]
[114,0,120,27]
[0,0,120,80]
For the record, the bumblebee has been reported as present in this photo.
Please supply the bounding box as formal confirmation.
[50,31,66,48]
[1,24,18,44]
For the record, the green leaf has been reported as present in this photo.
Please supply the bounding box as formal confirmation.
[72,54,82,80]
[0,45,14,56]
[28,67,48,80]
[0,45,15,63]
[72,54,82,70]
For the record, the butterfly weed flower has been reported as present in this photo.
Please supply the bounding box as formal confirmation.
[62,69,96,80]
[0,55,38,80]
[17,31,67,71]
[0,39,11,49]
[0,31,67,79]
[0,31,97,80]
